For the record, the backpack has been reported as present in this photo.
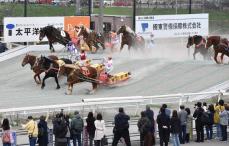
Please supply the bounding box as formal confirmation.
[201,112,210,125]
[2,131,11,143]
[139,118,151,134]
[53,118,68,138]
[71,117,83,132]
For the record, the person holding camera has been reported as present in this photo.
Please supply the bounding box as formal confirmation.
[22,116,38,146]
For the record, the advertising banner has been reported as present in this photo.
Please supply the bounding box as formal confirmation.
[4,16,90,42]
[136,14,209,39]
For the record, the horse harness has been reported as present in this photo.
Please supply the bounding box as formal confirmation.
[195,37,206,49]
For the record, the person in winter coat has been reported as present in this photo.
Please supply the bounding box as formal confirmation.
[22,116,38,146]
[144,105,155,145]
[137,111,152,146]
[1,118,14,146]
[178,105,187,144]
[193,102,204,142]
[94,113,106,146]
[112,107,131,146]
[86,112,96,146]
[37,115,49,146]
[71,111,84,146]
[206,104,214,140]
[157,107,170,146]
[185,108,192,143]
[214,100,225,139]
[170,110,181,146]
[219,104,229,141]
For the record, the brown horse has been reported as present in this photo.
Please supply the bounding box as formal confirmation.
[57,63,98,95]
[186,35,211,60]
[206,36,229,64]
[21,54,58,84]
[39,25,71,52]
[117,25,145,51]
[76,25,105,52]
[36,56,72,89]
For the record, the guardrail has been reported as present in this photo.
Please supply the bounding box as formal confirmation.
[0,90,226,118]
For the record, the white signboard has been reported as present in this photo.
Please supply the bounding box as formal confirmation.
[4,17,64,42]
[136,14,209,39]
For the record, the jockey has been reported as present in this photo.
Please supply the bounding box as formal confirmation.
[103,56,113,75]
[79,50,87,66]
[110,30,119,48]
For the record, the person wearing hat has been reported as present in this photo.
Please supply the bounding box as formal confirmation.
[22,116,38,146]
[103,56,113,76]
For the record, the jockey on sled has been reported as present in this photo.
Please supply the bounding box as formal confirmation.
[102,56,113,77]
[79,50,87,66]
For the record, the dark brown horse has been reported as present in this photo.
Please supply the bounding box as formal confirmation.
[76,25,105,52]
[39,26,71,52]
[36,56,72,89]
[117,25,145,51]
[21,54,58,84]
[186,35,210,60]
[206,36,229,64]
[57,63,98,95]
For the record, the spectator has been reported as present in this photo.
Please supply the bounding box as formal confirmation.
[137,111,152,146]
[37,115,49,146]
[112,107,131,146]
[22,116,38,146]
[219,104,229,141]
[206,104,214,140]
[86,112,96,146]
[65,114,71,146]
[162,104,171,117]
[53,113,68,146]
[203,102,207,112]
[185,108,193,143]
[144,105,155,145]
[178,105,187,144]
[157,107,170,146]
[71,111,84,146]
[193,102,204,142]
[94,113,106,146]
[1,118,14,146]
[170,110,181,146]
[214,100,225,140]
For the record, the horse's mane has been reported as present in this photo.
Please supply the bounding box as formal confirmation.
[125,25,135,34]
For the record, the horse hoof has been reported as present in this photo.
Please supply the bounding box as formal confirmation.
[89,90,95,95]
[41,86,44,89]
[56,86,60,89]
[65,92,71,95]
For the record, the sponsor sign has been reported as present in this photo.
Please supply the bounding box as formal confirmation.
[4,16,90,42]
[136,14,209,39]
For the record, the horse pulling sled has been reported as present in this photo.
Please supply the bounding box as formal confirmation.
[90,63,131,86]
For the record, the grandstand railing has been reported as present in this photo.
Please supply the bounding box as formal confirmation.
[0,90,226,116]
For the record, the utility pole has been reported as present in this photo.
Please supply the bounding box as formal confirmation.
[75,0,80,15]
[133,0,136,31]
[24,0,27,17]
[98,0,104,33]
[189,0,192,14]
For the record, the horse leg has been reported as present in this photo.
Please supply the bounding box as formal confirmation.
[214,52,220,64]
[220,53,225,64]
[34,73,41,84]
[90,83,97,94]
[193,49,198,60]
[54,75,60,89]
[120,43,124,52]
[49,42,55,52]
[66,83,73,95]
[41,74,49,89]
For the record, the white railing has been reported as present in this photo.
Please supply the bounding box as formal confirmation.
[0,90,226,116]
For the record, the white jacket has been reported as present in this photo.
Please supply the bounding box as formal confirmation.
[94,120,105,140]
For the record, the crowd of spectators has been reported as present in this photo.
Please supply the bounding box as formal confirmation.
[1,99,229,146]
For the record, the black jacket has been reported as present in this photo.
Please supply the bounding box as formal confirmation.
[170,117,181,134]
[86,117,96,136]
[114,112,130,131]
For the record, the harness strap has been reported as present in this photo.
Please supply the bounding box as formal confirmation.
[195,38,205,48]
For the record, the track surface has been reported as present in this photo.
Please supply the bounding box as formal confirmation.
[1,42,229,109]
